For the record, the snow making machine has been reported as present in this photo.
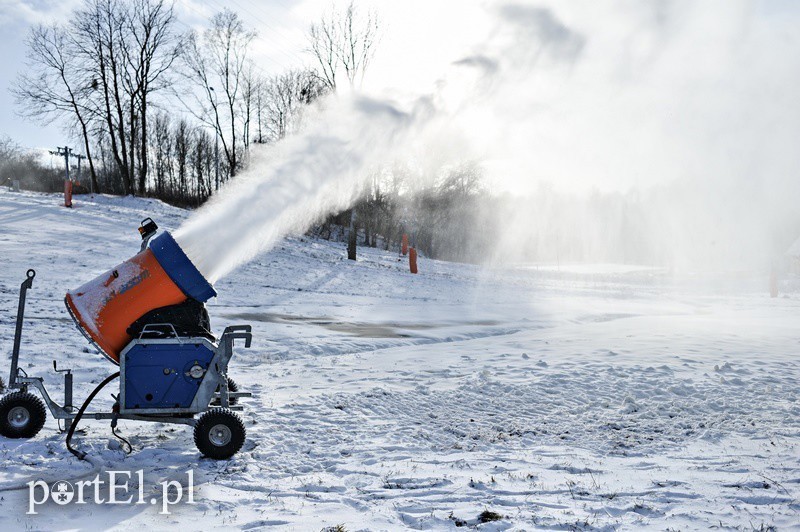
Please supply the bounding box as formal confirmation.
[0,218,253,459]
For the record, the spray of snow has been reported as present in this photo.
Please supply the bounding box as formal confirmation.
[173,97,436,282]
[173,2,575,282]
[175,1,800,281]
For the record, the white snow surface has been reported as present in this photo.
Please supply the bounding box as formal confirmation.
[0,189,799,531]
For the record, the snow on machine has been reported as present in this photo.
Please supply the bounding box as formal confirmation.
[0,218,252,460]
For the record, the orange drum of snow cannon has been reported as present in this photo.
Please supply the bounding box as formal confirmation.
[409,247,418,274]
[401,234,409,256]
[65,231,216,364]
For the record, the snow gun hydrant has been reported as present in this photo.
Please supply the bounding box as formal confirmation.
[0,218,253,460]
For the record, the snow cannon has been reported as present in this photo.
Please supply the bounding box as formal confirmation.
[1,218,254,460]
[65,220,216,364]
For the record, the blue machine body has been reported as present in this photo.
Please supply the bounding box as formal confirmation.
[123,342,215,410]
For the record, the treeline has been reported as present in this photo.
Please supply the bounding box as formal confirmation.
[12,0,735,268]
[329,161,488,262]
[0,137,63,192]
[8,0,493,262]
[13,0,326,205]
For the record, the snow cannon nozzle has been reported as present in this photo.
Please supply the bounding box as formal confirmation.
[148,231,217,302]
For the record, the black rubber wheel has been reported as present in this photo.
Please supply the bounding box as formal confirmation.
[0,391,47,439]
[211,377,239,406]
[194,408,245,459]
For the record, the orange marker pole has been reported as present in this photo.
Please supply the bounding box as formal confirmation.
[401,234,409,256]
[409,247,418,274]
[64,180,73,208]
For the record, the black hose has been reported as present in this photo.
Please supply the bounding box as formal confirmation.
[66,372,120,461]
[111,425,133,454]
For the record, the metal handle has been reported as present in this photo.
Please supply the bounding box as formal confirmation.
[223,325,251,333]
[10,269,36,389]
[221,326,252,348]
[23,269,35,290]
[138,323,183,342]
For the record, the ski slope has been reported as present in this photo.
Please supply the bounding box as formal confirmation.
[0,189,798,530]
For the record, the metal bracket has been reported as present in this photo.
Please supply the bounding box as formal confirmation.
[221,325,253,348]
[16,376,74,420]
[139,217,158,252]
[53,361,74,412]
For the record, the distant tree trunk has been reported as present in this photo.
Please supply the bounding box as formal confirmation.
[139,97,148,194]
[347,209,357,260]
[175,119,188,198]
[77,118,99,193]
[12,24,101,192]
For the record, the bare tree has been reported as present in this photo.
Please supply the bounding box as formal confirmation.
[66,0,179,195]
[151,111,171,195]
[174,118,189,197]
[181,9,256,179]
[308,12,338,90]
[13,24,100,192]
[253,75,268,145]
[308,1,379,91]
[308,1,380,260]
[261,69,327,141]
[72,0,132,193]
[124,0,182,194]
[241,65,256,153]
[15,0,179,196]
[439,161,484,198]
[191,127,213,202]
[338,1,379,88]
[0,135,62,192]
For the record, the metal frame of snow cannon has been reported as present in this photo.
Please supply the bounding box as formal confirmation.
[3,264,254,459]
[5,270,79,431]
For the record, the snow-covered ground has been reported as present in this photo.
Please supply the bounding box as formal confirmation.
[0,189,798,530]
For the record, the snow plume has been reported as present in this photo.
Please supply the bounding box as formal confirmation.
[174,2,585,282]
[174,97,433,282]
[473,1,800,270]
[176,1,800,280]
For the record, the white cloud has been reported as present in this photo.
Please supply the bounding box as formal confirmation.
[0,0,81,27]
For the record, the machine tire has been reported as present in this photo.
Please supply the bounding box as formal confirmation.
[211,377,239,406]
[194,408,245,459]
[0,391,47,439]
